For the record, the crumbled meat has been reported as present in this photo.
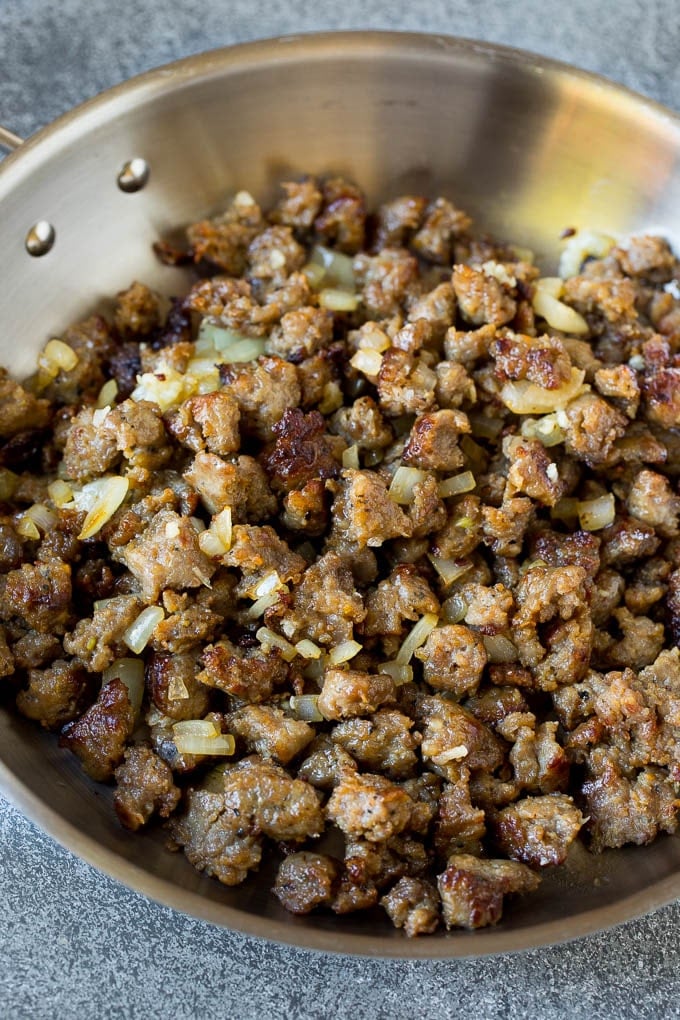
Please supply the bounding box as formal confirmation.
[507,719,570,794]
[315,177,366,254]
[481,498,534,557]
[504,435,564,507]
[560,394,628,466]
[437,854,540,929]
[329,396,393,452]
[460,582,514,634]
[297,735,358,790]
[326,772,415,842]
[114,282,161,337]
[434,771,487,858]
[59,678,135,781]
[186,194,263,274]
[582,746,679,851]
[267,306,334,360]
[407,282,456,340]
[491,794,584,868]
[594,364,640,417]
[227,704,314,764]
[262,408,340,492]
[402,410,468,472]
[0,369,51,438]
[281,479,328,535]
[363,565,439,638]
[417,696,504,775]
[491,331,572,389]
[354,248,419,318]
[2,560,72,635]
[374,195,427,249]
[42,316,113,405]
[412,198,472,264]
[328,469,413,548]
[452,264,516,326]
[199,640,287,704]
[113,745,181,830]
[146,649,211,721]
[614,235,677,281]
[225,524,305,596]
[166,391,240,456]
[270,178,323,233]
[381,877,440,937]
[317,669,396,721]
[377,349,437,417]
[415,624,487,698]
[247,225,305,290]
[120,510,215,602]
[274,852,340,914]
[627,469,680,536]
[600,516,660,567]
[185,451,276,520]
[269,551,365,647]
[435,361,477,408]
[16,658,89,729]
[331,710,420,779]
[218,357,301,440]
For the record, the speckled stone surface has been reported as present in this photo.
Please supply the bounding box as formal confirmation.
[2,2,680,1017]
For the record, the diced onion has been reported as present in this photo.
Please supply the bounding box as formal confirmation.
[197,321,249,351]
[378,661,414,686]
[123,605,165,654]
[167,674,190,700]
[198,506,233,558]
[103,658,145,716]
[428,555,472,587]
[431,745,469,765]
[220,338,266,362]
[289,695,324,722]
[23,503,57,533]
[357,324,391,352]
[173,719,219,738]
[363,449,384,467]
[173,734,236,756]
[77,476,129,539]
[246,589,285,619]
[280,618,297,639]
[388,466,428,504]
[16,517,40,540]
[131,365,192,411]
[198,529,228,558]
[92,406,111,429]
[309,245,356,290]
[482,260,516,288]
[350,348,383,378]
[301,262,326,289]
[559,230,615,279]
[0,468,18,501]
[534,276,564,299]
[327,639,362,665]
[295,639,322,660]
[48,479,73,508]
[96,379,119,409]
[396,612,439,665]
[37,338,79,378]
[482,634,518,663]
[256,626,298,661]
[442,592,469,624]
[532,289,589,335]
[460,435,487,472]
[253,571,284,599]
[501,367,586,415]
[319,288,359,312]
[437,471,476,498]
[342,444,360,470]
[520,414,566,447]
[469,414,503,439]
[578,493,615,531]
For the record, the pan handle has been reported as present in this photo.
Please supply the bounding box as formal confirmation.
[0,125,24,152]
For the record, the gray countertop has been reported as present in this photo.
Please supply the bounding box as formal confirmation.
[2,2,680,1017]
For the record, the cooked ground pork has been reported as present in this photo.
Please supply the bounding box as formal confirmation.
[6,175,680,937]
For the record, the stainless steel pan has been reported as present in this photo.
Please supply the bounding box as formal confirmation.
[2,32,680,958]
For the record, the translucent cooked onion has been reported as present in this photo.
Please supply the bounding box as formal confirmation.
[76,476,129,540]
[431,745,469,765]
[532,289,589,335]
[253,571,285,598]
[23,503,57,533]
[551,497,580,523]
[388,466,428,504]
[96,379,119,408]
[197,321,250,351]
[469,414,504,439]
[256,626,298,661]
[123,605,165,654]
[309,244,356,290]
[16,516,40,540]
[534,276,564,299]
[301,262,326,289]
[131,366,190,412]
[520,414,566,447]
[168,674,190,700]
[395,612,439,665]
[500,367,586,415]
[342,444,360,470]
[37,338,79,378]
[295,639,323,660]
[327,639,362,665]
[559,230,615,279]
[173,719,220,738]
[198,506,233,558]
[437,471,476,498]
[246,589,286,619]
[173,734,236,756]
[289,695,324,722]
[350,348,383,379]
[442,592,469,624]
[482,634,518,663]
[357,323,391,353]
[578,493,615,531]
[47,479,73,508]
[102,658,145,716]
[319,288,359,312]
[378,661,414,686]
[198,529,227,558]
[428,555,472,587]
[220,338,266,362]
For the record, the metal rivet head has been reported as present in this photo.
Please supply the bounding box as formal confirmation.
[25,220,56,257]
[117,157,150,193]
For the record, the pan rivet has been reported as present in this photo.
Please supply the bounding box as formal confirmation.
[25,220,55,257]
[117,158,150,193]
